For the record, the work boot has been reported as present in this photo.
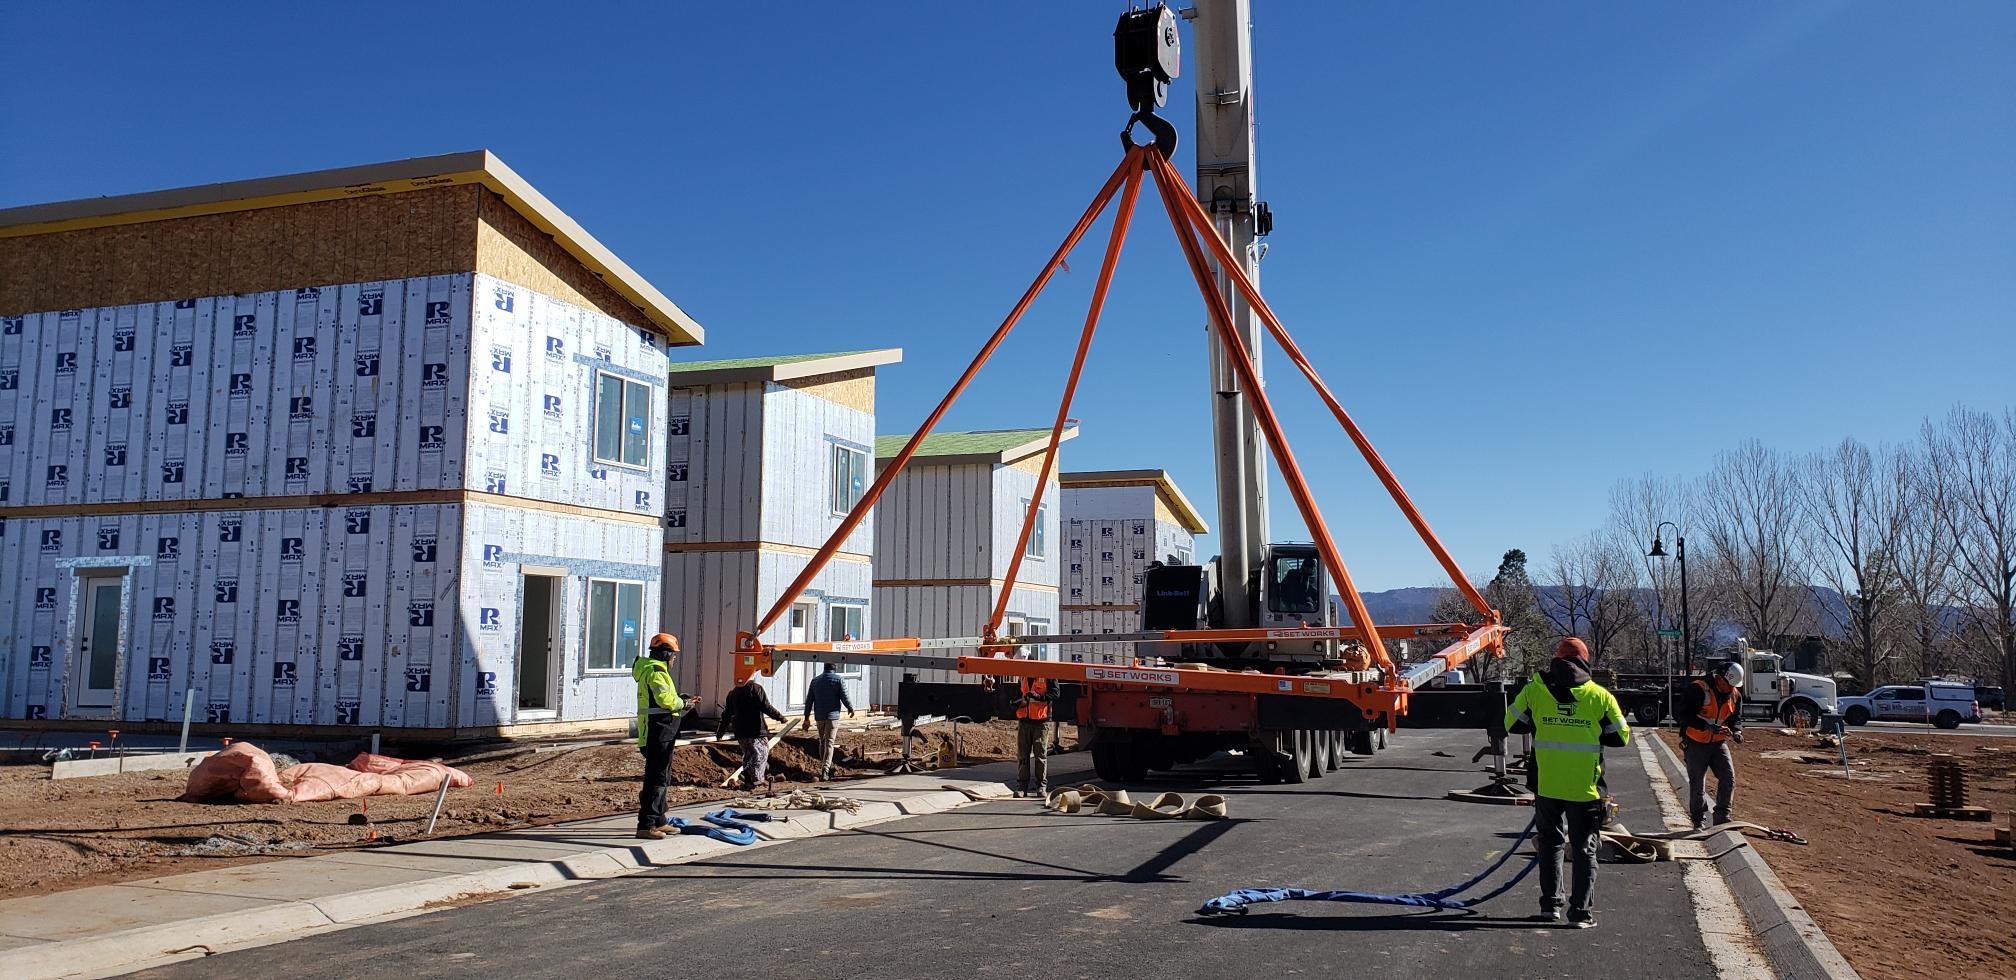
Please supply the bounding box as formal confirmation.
[1568,913,1596,930]
[1530,911,1561,924]
[636,826,667,841]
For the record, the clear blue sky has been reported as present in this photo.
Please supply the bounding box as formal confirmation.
[5,2,2011,590]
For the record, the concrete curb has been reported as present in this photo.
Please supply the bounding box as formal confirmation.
[1647,734,1862,980]
[0,759,1073,980]
[50,750,215,780]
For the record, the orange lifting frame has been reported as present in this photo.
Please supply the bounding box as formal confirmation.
[732,144,1503,708]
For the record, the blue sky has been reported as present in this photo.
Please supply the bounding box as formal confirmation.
[4,2,2011,590]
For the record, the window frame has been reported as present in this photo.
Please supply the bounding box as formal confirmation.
[829,444,868,516]
[592,370,652,471]
[1266,553,1324,615]
[583,576,646,673]
[825,601,867,680]
[1022,500,1048,560]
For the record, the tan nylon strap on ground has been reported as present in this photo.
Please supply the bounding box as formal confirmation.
[1044,784,1228,821]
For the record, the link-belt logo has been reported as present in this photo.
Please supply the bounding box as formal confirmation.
[281,537,304,562]
[153,596,176,620]
[157,536,180,561]
[148,657,171,681]
[351,413,376,438]
[30,645,52,666]
[215,578,239,603]
[1087,667,1180,686]
[291,335,317,361]
[338,635,364,661]
[412,536,438,562]
[422,363,449,388]
[40,528,61,553]
[542,394,562,419]
[359,291,384,317]
[110,384,132,409]
[355,351,380,377]
[544,336,564,359]
[290,395,313,420]
[493,286,514,312]
[55,350,78,374]
[230,372,253,396]
[225,432,250,457]
[170,342,193,367]
[490,346,512,373]
[405,666,431,692]
[114,324,135,351]
[233,314,257,337]
[37,587,60,610]
[424,301,451,326]
[345,510,371,534]
[51,407,73,432]
[335,699,361,725]
[408,600,434,626]
[342,572,368,598]
[481,544,504,568]
[276,599,301,624]
[97,526,119,550]
[487,409,508,434]
[210,641,234,664]
[478,608,502,632]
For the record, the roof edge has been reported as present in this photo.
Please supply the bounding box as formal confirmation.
[1059,468,1209,533]
[667,348,903,386]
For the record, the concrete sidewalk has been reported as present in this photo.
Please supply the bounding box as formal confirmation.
[0,756,1083,980]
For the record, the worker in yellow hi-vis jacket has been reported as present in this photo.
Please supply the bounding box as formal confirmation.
[634,633,694,840]
[1505,637,1630,929]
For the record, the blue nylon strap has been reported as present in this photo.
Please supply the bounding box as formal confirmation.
[1197,816,1540,916]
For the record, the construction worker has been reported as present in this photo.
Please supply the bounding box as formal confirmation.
[1012,654,1057,799]
[803,662,857,781]
[718,673,786,790]
[1678,657,1745,830]
[633,633,694,840]
[1505,637,1630,928]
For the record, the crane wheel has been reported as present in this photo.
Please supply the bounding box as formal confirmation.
[1323,730,1343,771]
[1280,731,1310,785]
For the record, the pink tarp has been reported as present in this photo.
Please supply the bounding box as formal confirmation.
[179,743,472,804]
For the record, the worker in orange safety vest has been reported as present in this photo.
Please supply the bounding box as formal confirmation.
[1678,658,1745,830]
[1012,657,1056,799]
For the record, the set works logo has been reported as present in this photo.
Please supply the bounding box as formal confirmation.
[29,645,52,667]
[214,578,239,604]
[0,368,17,390]
[487,409,509,435]
[295,286,321,302]
[229,372,253,397]
[408,601,434,627]
[476,671,498,697]
[165,401,189,425]
[218,517,243,543]
[205,702,231,724]
[286,456,310,483]
[351,413,377,438]
[109,384,132,409]
[224,432,251,457]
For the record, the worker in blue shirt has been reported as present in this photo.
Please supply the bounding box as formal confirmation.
[803,663,857,781]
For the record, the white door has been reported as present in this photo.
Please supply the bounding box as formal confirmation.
[74,579,124,709]
[785,603,816,710]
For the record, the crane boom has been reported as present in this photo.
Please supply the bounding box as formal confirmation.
[1187,0,1270,629]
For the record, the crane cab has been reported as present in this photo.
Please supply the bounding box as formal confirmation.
[1141,543,1343,665]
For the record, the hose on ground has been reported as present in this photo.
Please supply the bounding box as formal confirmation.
[1197,815,1538,916]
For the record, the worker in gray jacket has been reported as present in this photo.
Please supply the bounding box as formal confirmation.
[803,663,857,781]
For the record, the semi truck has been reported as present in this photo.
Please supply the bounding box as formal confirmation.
[1604,649,1838,728]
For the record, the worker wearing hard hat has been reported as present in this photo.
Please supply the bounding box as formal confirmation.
[634,633,694,840]
[1505,637,1630,929]
[1012,651,1058,799]
[1678,657,1745,831]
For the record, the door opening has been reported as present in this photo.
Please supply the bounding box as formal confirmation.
[785,602,817,710]
[75,578,125,710]
[516,575,561,716]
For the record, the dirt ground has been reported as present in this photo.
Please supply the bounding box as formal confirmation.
[0,719,1064,902]
[1657,728,2016,980]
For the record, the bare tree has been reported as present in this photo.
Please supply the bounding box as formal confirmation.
[1699,440,1809,648]
[1800,438,1905,687]
[1927,407,2016,690]
[1539,531,1639,664]
[1889,444,1959,679]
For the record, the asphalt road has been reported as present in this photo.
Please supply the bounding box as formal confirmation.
[132,730,1716,980]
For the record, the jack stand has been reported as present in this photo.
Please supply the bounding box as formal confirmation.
[891,720,925,774]
[1447,735,1533,806]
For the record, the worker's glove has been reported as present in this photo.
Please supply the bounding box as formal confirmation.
[1730,729,1745,744]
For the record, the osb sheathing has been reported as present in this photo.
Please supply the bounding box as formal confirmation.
[473,188,652,329]
[0,185,482,316]
[1153,491,1184,529]
[1006,452,1062,477]
[780,368,875,413]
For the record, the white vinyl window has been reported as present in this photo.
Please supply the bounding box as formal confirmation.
[827,603,866,679]
[585,578,644,671]
[593,372,651,469]
[1023,501,1048,559]
[830,445,868,515]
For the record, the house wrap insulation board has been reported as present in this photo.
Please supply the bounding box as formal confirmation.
[1061,483,1197,666]
[0,273,666,729]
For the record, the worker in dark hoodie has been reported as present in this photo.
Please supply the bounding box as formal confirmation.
[1506,637,1630,929]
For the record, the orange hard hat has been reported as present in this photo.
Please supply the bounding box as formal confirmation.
[1554,637,1590,662]
[649,633,679,653]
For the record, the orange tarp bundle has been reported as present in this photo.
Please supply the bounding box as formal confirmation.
[180,742,472,804]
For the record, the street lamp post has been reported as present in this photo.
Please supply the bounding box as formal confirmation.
[1648,522,1692,726]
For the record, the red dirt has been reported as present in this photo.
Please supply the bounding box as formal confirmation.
[0,719,1059,901]
[1657,729,2016,980]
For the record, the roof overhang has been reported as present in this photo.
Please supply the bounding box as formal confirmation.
[666,348,903,386]
[880,427,1080,467]
[1060,468,1210,534]
[0,150,705,346]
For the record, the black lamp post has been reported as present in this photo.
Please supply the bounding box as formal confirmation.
[1648,523,1692,723]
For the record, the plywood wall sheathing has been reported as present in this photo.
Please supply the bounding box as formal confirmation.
[474,189,655,334]
[778,368,875,413]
